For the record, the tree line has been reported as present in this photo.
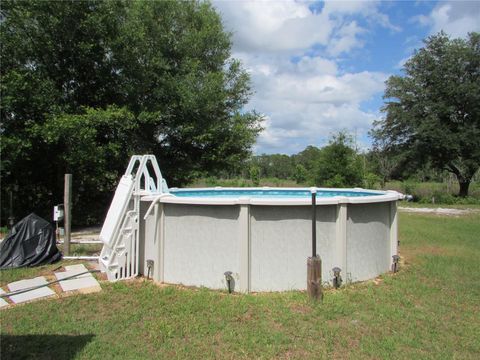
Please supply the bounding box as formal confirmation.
[247,132,367,188]
[230,130,479,192]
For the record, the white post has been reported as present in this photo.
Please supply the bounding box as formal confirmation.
[335,201,348,281]
[239,203,251,293]
[389,201,398,267]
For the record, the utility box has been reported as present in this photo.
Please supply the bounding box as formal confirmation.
[53,205,64,221]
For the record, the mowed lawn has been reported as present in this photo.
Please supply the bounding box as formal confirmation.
[1,211,479,359]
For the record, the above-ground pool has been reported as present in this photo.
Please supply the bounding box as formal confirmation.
[137,186,402,292]
[170,188,384,198]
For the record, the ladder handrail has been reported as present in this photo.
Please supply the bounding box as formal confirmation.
[100,154,168,281]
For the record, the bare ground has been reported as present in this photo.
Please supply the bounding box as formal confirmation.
[398,207,478,216]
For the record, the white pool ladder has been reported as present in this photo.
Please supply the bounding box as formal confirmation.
[99,155,167,281]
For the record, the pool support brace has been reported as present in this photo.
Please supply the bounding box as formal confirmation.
[308,190,323,301]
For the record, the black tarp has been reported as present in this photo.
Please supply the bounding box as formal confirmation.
[0,213,62,269]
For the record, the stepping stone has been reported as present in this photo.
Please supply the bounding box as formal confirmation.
[0,289,9,308]
[7,277,56,304]
[55,264,101,294]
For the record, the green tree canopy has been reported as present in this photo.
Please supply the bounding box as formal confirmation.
[292,145,322,174]
[0,0,262,224]
[372,32,480,197]
[314,132,363,188]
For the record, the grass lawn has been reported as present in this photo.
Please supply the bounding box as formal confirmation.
[1,212,479,359]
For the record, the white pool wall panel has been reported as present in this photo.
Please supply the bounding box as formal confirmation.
[163,204,241,290]
[346,203,391,283]
[250,205,336,292]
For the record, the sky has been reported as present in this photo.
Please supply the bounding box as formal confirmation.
[212,0,480,154]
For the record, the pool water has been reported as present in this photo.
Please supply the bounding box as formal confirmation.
[169,189,382,198]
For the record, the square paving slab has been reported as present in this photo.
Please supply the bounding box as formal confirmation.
[7,276,56,304]
[0,288,9,308]
[55,264,101,293]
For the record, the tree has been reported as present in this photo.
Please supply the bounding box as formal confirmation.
[293,146,322,174]
[38,107,138,223]
[251,154,295,179]
[372,32,480,197]
[0,0,262,224]
[249,165,260,186]
[314,132,363,187]
[293,164,308,184]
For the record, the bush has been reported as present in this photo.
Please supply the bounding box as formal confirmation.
[401,179,417,195]
[294,164,308,184]
[363,173,381,189]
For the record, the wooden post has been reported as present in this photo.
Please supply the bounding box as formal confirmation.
[307,256,323,301]
[64,174,72,256]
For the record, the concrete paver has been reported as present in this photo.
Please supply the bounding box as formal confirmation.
[7,276,56,304]
[0,288,9,308]
[55,264,101,293]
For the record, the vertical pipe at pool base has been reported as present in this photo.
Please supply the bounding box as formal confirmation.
[311,189,317,257]
[308,189,322,301]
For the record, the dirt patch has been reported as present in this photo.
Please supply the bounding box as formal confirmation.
[279,347,310,359]
[289,303,312,315]
[401,245,453,264]
[399,207,477,216]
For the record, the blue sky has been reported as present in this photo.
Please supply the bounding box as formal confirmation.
[213,1,480,154]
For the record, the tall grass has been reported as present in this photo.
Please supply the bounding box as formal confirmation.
[385,180,480,204]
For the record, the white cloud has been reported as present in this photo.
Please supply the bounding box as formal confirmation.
[327,20,366,56]
[215,1,333,52]
[254,102,380,154]
[323,0,401,33]
[213,0,397,154]
[242,55,387,154]
[414,1,480,38]
[215,1,399,55]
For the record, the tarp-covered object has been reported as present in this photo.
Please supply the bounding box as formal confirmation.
[0,213,62,269]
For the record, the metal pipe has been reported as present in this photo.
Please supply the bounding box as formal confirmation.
[63,256,99,260]
[146,260,154,280]
[392,255,400,272]
[311,188,317,257]
[224,271,233,293]
[58,240,102,244]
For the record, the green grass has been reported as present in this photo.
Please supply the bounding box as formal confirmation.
[58,243,103,257]
[1,212,479,359]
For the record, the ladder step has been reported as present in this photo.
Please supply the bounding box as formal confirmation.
[100,256,119,269]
